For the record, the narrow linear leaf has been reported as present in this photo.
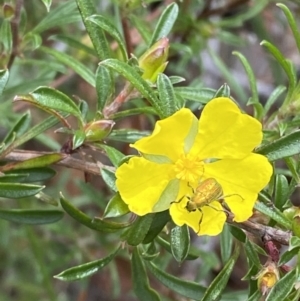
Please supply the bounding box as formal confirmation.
[232,51,263,119]
[254,201,292,229]
[1,153,66,172]
[54,246,120,281]
[244,239,261,268]
[220,224,233,264]
[16,86,82,119]
[132,248,161,301]
[174,87,216,103]
[60,193,128,232]
[103,192,129,218]
[274,174,289,210]
[40,46,95,87]
[264,85,286,115]
[95,65,113,111]
[100,59,163,118]
[87,15,127,61]
[97,144,125,167]
[5,167,56,183]
[201,243,240,301]
[76,0,110,60]
[157,73,177,116]
[277,4,300,55]
[0,69,9,96]
[32,1,80,33]
[100,168,117,191]
[0,115,64,159]
[0,209,63,224]
[265,268,298,301]
[3,111,31,145]
[143,211,171,244]
[170,225,190,263]
[0,183,44,198]
[147,261,206,299]
[109,129,149,143]
[123,214,154,246]
[256,130,300,161]
[149,3,178,46]
[261,40,296,96]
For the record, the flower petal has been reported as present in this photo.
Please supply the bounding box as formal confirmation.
[132,108,198,162]
[115,157,174,215]
[170,199,226,236]
[204,153,273,221]
[191,97,263,159]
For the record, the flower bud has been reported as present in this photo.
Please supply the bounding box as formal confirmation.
[138,37,169,82]
[84,120,115,142]
[283,206,300,237]
[253,262,279,295]
[3,4,14,19]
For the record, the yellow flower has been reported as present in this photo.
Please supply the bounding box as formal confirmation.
[115,97,273,236]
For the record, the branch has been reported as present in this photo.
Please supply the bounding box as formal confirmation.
[2,149,115,176]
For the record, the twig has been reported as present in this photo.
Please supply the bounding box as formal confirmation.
[2,149,115,176]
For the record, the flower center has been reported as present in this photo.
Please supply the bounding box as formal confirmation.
[173,153,204,184]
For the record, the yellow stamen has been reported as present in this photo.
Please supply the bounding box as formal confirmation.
[173,153,204,184]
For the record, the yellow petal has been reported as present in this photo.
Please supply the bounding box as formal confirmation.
[191,97,263,159]
[204,153,273,221]
[170,199,226,236]
[132,108,198,162]
[115,157,173,215]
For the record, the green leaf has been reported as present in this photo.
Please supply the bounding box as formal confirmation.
[157,73,177,116]
[41,0,52,12]
[265,268,298,301]
[72,130,86,150]
[100,59,164,118]
[264,85,286,115]
[5,167,56,183]
[214,83,230,98]
[278,247,300,266]
[95,65,113,111]
[0,183,44,198]
[100,168,117,191]
[201,243,240,301]
[3,111,31,145]
[147,261,206,299]
[132,248,161,301]
[254,201,292,229]
[123,214,154,246]
[143,211,171,244]
[174,86,216,103]
[0,69,9,96]
[16,86,82,119]
[31,1,80,34]
[60,193,128,232]
[274,174,289,210]
[50,34,96,57]
[87,14,127,61]
[256,130,300,161]
[109,129,149,143]
[1,153,66,172]
[170,225,190,263]
[0,19,12,52]
[229,225,246,243]
[54,246,120,281]
[0,209,63,224]
[40,46,95,87]
[220,224,233,263]
[149,3,178,46]
[97,144,125,167]
[260,40,296,100]
[277,4,300,55]
[232,51,263,120]
[103,193,129,218]
[0,115,64,158]
[244,239,261,268]
[76,0,110,60]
